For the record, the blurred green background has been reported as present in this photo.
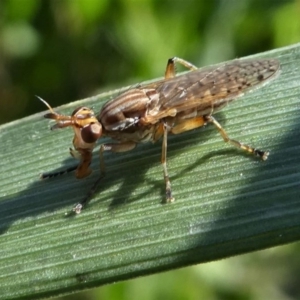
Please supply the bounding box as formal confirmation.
[1,0,300,125]
[1,0,300,299]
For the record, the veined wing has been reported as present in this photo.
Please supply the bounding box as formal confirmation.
[145,59,280,116]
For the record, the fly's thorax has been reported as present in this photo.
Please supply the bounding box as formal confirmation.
[98,88,160,132]
[104,123,156,144]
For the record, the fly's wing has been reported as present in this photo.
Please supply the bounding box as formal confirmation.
[147,59,280,116]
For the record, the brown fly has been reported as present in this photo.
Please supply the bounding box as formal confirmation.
[39,57,280,213]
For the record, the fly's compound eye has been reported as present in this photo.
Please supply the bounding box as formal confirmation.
[81,123,102,143]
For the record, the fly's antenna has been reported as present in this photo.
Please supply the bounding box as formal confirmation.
[36,95,57,115]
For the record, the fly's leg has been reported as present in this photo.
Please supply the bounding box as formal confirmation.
[160,117,207,203]
[165,57,198,79]
[161,122,175,203]
[40,165,78,179]
[205,115,269,160]
[73,141,137,214]
[72,174,105,214]
[170,117,206,134]
[40,147,92,179]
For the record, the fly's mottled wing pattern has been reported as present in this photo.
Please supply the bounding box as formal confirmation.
[145,59,280,116]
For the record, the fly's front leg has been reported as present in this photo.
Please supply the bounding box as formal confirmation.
[40,148,92,180]
[40,165,78,179]
[205,115,269,160]
[73,141,137,214]
[165,57,198,79]
[161,122,175,203]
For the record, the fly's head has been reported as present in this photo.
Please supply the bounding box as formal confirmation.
[69,106,102,149]
[38,96,103,178]
[38,96,103,146]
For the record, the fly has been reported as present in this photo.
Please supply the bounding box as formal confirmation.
[39,57,280,213]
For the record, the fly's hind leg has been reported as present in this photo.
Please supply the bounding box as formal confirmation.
[73,141,137,214]
[205,115,269,160]
[165,57,198,79]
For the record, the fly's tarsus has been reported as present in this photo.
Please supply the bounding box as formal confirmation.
[73,174,105,214]
[40,56,280,213]
[204,115,269,161]
[40,165,78,179]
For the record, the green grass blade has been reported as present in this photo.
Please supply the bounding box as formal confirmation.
[0,43,300,299]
